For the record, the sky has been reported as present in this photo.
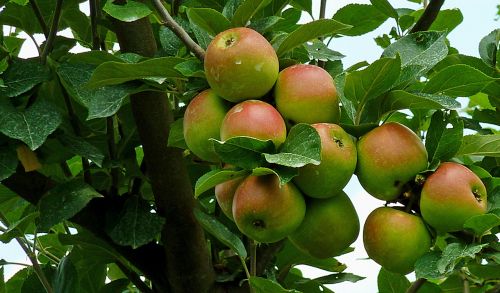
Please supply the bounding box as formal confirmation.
[1,0,499,291]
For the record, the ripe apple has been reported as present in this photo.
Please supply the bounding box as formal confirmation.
[232,175,306,243]
[183,89,229,162]
[215,175,245,221]
[274,64,339,124]
[288,191,359,258]
[420,162,487,232]
[204,27,279,102]
[363,207,431,274]
[293,123,357,198]
[220,100,287,148]
[356,122,428,201]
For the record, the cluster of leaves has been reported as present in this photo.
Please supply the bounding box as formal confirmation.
[0,0,498,292]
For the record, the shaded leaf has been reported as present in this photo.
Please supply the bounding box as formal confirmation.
[167,118,188,149]
[290,0,312,15]
[332,4,387,36]
[0,59,50,98]
[232,0,272,27]
[187,8,231,36]
[478,29,499,67]
[250,276,300,292]
[195,169,250,198]
[103,0,152,22]
[377,267,410,293]
[463,214,500,236]
[0,147,18,181]
[59,134,105,167]
[415,251,446,279]
[248,16,282,34]
[53,256,79,293]
[0,212,39,243]
[457,134,500,157]
[98,279,129,293]
[310,273,365,285]
[252,166,297,186]
[193,209,247,258]
[425,110,463,165]
[212,136,275,169]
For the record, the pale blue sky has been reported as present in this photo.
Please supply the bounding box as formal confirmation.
[1,0,498,291]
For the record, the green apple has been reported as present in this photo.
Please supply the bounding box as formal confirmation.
[288,191,359,258]
[293,123,357,198]
[232,175,306,243]
[220,100,287,148]
[356,122,428,201]
[215,175,245,221]
[420,162,487,232]
[363,207,431,274]
[183,89,229,162]
[204,27,279,102]
[275,64,339,124]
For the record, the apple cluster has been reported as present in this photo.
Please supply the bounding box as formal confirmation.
[182,27,489,274]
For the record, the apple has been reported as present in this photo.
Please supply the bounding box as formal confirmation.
[274,64,339,124]
[215,175,246,221]
[356,122,428,201]
[204,27,279,102]
[232,175,306,243]
[183,89,229,162]
[220,100,287,148]
[293,123,357,198]
[363,207,431,274]
[420,162,487,232]
[288,191,359,258]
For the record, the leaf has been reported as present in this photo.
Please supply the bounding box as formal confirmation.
[415,251,446,279]
[87,57,185,88]
[212,136,275,169]
[167,118,188,149]
[304,41,345,61]
[0,147,18,181]
[252,166,297,186]
[193,209,247,258]
[187,8,231,36]
[310,273,365,284]
[195,169,250,198]
[463,214,500,236]
[276,19,351,56]
[223,0,245,19]
[344,56,401,107]
[57,62,138,119]
[107,196,165,248]
[232,0,272,27]
[0,99,62,150]
[53,256,79,293]
[457,134,500,157]
[98,279,129,293]
[468,263,500,281]
[174,58,205,78]
[250,277,300,292]
[370,0,398,19]
[478,29,499,67]
[0,59,50,98]
[102,0,152,22]
[248,16,282,34]
[59,134,105,167]
[38,180,103,231]
[425,110,463,165]
[290,0,312,16]
[20,265,56,293]
[437,242,488,274]
[264,124,321,168]
[0,212,39,243]
[411,9,463,34]
[377,267,410,293]
[332,4,388,36]
[423,64,498,96]
[58,231,121,263]
[159,26,183,55]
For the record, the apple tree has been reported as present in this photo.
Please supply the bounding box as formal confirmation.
[0,0,499,292]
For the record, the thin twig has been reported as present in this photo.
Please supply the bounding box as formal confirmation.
[151,0,205,61]
[1,261,30,267]
[406,278,426,293]
[115,261,154,293]
[410,0,445,33]
[90,0,100,50]
[41,0,63,64]
[29,0,49,38]
[250,240,257,276]
[317,0,327,68]
[107,116,119,197]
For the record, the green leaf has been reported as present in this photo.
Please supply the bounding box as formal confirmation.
[344,56,401,108]
[248,16,282,34]
[59,134,105,167]
[411,9,463,34]
[87,57,185,88]
[457,134,500,157]
[377,267,410,293]
[223,0,245,19]
[38,180,103,231]
[98,279,129,293]
[0,99,62,150]
[264,124,321,168]
[415,251,446,279]
[20,265,56,293]
[276,19,351,56]
[232,0,272,27]
[468,263,500,281]
[310,273,365,284]
[174,58,205,78]
[370,0,398,18]
[0,147,17,182]
[250,276,300,292]
[423,64,497,96]
[187,8,231,36]
[193,209,247,258]
[58,230,121,263]
[463,214,500,236]
[167,118,188,149]
[304,41,345,62]
[212,136,275,169]
[437,242,487,275]
[479,29,499,67]
[53,256,79,293]
[0,212,39,243]
[290,0,312,15]
[252,166,297,186]
[5,267,30,293]
[107,196,165,248]
[332,4,388,36]
[0,59,50,98]
[195,169,250,198]
[159,26,183,55]
[425,110,463,165]
[103,0,152,22]
[433,54,498,78]
[67,246,107,293]
[57,62,138,120]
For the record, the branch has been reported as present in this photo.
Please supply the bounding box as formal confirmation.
[151,0,206,61]
[41,0,63,64]
[115,261,155,293]
[107,116,119,197]
[317,0,327,68]
[410,0,445,33]
[90,0,101,50]
[406,278,426,293]
[29,0,49,38]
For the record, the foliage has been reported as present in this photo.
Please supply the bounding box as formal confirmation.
[0,0,499,292]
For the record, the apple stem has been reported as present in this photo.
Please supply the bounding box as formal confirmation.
[240,257,251,280]
[405,278,426,293]
[462,273,471,293]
